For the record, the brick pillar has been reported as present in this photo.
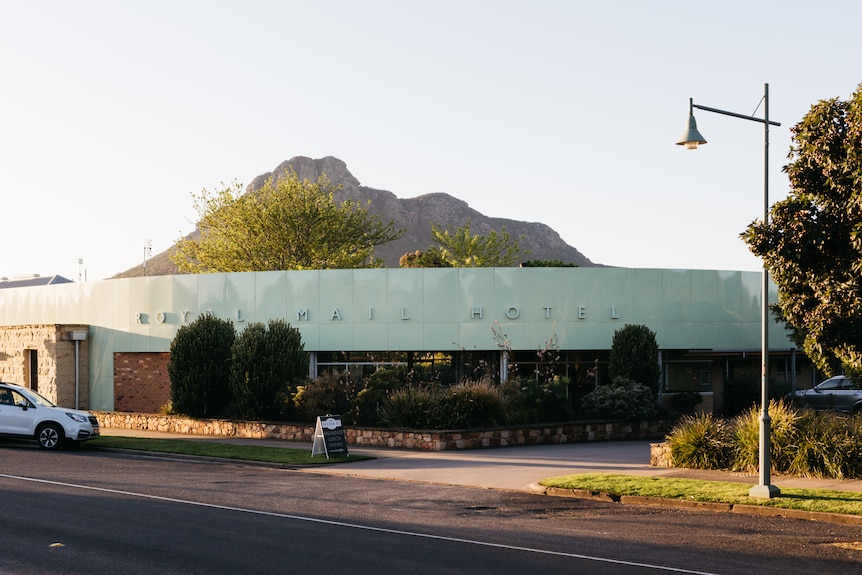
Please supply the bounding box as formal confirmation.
[114,352,172,413]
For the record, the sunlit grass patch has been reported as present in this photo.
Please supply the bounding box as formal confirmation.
[540,473,862,515]
[88,436,369,465]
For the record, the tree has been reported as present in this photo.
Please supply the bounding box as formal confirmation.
[172,171,403,273]
[520,260,578,267]
[403,221,526,267]
[741,84,862,375]
[229,319,308,420]
[398,249,450,268]
[607,324,660,397]
[168,313,235,417]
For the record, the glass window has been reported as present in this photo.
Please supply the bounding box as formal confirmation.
[817,377,844,391]
[664,362,711,393]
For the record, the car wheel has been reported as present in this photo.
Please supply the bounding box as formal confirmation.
[37,423,64,450]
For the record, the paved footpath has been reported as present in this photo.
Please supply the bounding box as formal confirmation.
[101,428,862,494]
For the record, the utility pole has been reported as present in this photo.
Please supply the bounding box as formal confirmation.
[144,239,152,276]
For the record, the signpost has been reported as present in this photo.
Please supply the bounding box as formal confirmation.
[311,415,349,459]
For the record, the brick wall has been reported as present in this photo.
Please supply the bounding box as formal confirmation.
[113,352,171,413]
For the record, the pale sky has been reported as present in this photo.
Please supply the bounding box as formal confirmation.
[2,0,860,281]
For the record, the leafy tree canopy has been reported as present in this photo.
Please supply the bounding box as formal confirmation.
[742,84,862,375]
[401,221,526,267]
[520,259,578,267]
[172,171,403,273]
[398,249,450,268]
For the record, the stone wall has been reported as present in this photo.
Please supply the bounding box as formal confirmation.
[95,411,674,451]
[0,324,89,407]
[650,441,673,467]
[114,352,171,413]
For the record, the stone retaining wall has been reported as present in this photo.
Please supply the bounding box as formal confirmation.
[650,441,673,467]
[95,411,674,451]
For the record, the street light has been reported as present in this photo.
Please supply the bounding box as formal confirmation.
[677,83,781,499]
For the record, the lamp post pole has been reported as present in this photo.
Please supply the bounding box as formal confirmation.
[677,83,781,498]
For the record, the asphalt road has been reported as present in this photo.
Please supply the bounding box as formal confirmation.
[2,444,862,574]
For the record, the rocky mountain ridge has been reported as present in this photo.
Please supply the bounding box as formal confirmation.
[114,156,595,278]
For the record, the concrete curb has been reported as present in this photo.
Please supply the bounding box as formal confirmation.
[543,486,862,525]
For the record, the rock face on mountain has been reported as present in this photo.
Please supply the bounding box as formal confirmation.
[114,156,595,278]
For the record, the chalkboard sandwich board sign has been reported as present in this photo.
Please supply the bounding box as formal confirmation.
[311,415,349,459]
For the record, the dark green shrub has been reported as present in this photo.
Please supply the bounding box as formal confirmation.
[579,377,658,420]
[168,313,235,418]
[667,392,703,415]
[379,385,439,428]
[608,324,660,397]
[667,413,732,469]
[348,367,406,426]
[503,375,572,424]
[293,370,359,423]
[229,319,307,420]
[500,378,537,424]
[379,379,515,429]
[440,378,508,428]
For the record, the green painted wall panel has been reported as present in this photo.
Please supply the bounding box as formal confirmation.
[353,323,389,350]
[318,321,353,351]
[629,269,663,322]
[225,273,258,326]
[385,268,423,323]
[284,270,321,322]
[0,267,798,412]
[197,274,227,319]
[352,269,388,324]
[255,271,288,322]
[423,323,459,350]
[388,322,425,351]
[422,268,459,322]
[295,323,320,350]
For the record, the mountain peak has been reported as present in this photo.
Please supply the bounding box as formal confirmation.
[113,156,596,278]
[247,156,361,192]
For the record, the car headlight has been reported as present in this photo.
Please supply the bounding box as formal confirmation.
[65,412,89,423]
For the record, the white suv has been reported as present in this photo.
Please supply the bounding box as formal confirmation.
[0,382,100,449]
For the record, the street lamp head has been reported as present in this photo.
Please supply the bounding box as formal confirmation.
[676,114,707,149]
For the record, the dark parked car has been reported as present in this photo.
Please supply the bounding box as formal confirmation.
[793,375,862,415]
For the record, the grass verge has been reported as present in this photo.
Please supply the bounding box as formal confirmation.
[540,474,862,516]
[88,436,370,466]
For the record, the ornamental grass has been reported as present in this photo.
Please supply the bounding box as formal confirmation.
[666,402,862,480]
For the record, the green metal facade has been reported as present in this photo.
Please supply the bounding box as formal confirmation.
[0,267,794,411]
